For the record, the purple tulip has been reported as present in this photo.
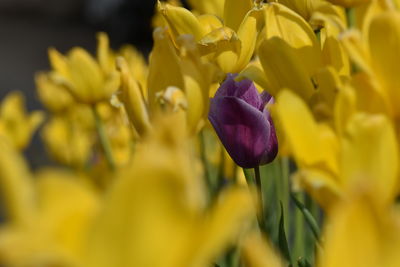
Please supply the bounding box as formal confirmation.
[208,74,278,168]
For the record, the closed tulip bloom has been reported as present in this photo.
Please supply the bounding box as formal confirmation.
[209,74,278,168]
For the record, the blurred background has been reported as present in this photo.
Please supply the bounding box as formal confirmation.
[0,0,161,167]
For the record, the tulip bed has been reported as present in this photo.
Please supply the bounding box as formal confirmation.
[0,0,399,266]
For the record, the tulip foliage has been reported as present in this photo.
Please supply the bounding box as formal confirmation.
[1,0,400,266]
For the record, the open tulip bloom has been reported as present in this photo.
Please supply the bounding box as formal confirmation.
[208,74,278,169]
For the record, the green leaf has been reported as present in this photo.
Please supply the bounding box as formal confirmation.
[279,202,292,264]
[291,194,321,242]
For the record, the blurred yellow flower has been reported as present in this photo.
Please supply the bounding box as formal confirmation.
[47,34,120,104]
[275,90,399,210]
[0,91,44,150]
[35,72,75,113]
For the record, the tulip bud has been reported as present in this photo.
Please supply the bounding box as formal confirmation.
[208,74,278,168]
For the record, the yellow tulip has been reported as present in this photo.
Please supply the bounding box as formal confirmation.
[0,91,44,150]
[42,114,93,168]
[85,113,256,267]
[117,57,151,136]
[318,193,400,267]
[158,0,265,73]
[48,39,120,104]
[274,89,399,210]
[147,27,215,133]
[0,140,99,266]
[35,72,74,113]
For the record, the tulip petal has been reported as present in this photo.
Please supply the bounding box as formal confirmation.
[223,0,252,32]
[215,75,263,110]
[258,38,315,101]
[340,113,399,206]
[209,96,272,168]
[369,11,400,117]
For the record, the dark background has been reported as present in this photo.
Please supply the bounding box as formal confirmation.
[0,0,158,166]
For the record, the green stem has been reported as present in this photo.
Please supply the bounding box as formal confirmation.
[254,166,265,231]
[280,157,290,235]
[293,192,306,263]
[92,105,116,171]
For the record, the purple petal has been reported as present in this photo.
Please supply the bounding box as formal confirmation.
[215,74,263,109]
[209,96,274,168]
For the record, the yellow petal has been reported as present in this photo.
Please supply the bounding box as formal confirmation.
[0,138,35,225]
[48,47,70,79]
[117,57,151,136]
[187,0,224,17]
[35,168,99,261]
[158,1,205,41]
[147,27,185,112]
[258,38,315,100]
[96,32,115,74]
[340,30,371,73]
[293,168,341,211]
[333,84,356,135]
[197,14,223,33]
[368,11,400,118]
[238,61,275,95]
[241,232,285,267]
[318,195,400,267]
[264,3,322,76]
[274,90,338,173]
[234,7,265,72]
[190,187,255,267]
[223,0,252,31]
[67,48,105,103]
[35,72,74,112]
[340,113,399,206]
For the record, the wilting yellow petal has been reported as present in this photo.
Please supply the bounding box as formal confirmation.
[258,38,315,100]
[340,113,399,206]
[223,0,252,31]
